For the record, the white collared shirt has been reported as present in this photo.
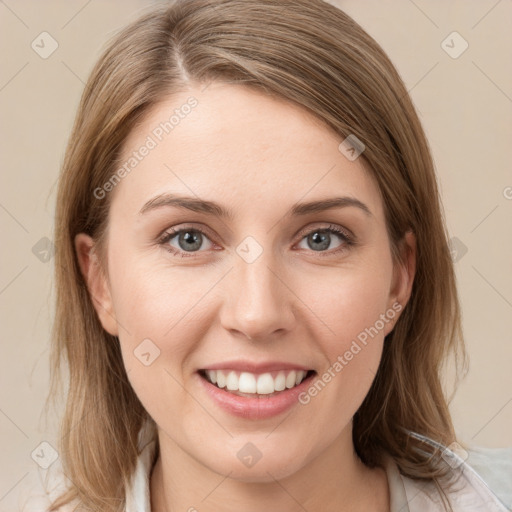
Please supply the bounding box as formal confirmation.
[15,420,512,511]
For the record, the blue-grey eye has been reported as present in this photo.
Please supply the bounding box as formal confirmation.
[168,229,212,252]
[298,229,345,252]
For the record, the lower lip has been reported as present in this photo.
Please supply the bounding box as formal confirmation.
[197,371,316,420]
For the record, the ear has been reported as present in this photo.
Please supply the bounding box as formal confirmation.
[74,233,119,336]
[384,230,416,336]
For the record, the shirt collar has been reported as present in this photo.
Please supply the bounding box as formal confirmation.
[125,419,158,512]
[382,453,411,512]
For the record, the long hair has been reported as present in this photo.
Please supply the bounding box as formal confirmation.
[47,1,468,510]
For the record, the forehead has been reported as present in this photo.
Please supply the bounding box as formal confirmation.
[110,83,383,221]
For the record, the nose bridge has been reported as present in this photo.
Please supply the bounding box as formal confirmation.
[220,241,295,340]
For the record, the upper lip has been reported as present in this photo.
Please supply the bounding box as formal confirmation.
[199,360,314,374]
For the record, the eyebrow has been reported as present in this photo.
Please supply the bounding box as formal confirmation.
[138,193,373,219]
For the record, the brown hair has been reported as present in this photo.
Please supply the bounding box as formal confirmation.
[47,0,468,510]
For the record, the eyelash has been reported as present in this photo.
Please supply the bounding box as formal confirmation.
[157,223,355,259]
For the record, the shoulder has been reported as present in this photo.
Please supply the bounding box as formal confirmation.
[12,460,79,512]
[399,445,512,512]
[465,445,512,510]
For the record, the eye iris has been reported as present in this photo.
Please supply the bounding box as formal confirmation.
[179,230,202,251]
[308,231,330,251]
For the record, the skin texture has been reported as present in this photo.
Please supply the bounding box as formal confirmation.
[75,83,416,512]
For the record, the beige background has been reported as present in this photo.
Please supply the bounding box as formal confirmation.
[1,0,511,509]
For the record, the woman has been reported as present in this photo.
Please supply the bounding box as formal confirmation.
[28,0,510,511]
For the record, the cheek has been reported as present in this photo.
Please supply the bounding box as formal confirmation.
[107,253,221,402]
[293,261,393,410]
[298,261,393,348]
[108,257,209,419]
[109,251,209,339]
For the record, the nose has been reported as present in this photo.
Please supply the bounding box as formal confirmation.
[219,249,296,342]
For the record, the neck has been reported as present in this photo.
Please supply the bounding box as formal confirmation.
[149,425,389,512]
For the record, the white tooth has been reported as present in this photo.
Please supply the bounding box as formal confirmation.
[209,369,309,394]
[216,370,227,388]
[238,372,257,393]
[274,371,286,391]
[226,371,239,391]
[285,371,297,389]
[256,373,275,394]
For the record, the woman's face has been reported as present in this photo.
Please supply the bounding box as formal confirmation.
[77,83,414,481]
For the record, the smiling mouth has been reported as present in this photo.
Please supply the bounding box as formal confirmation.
[198,369,317,398]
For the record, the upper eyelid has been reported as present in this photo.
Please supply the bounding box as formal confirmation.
[295,223,352,241]
[160,223,217,243]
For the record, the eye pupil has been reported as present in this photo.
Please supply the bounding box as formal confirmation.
[308,231,330,251]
